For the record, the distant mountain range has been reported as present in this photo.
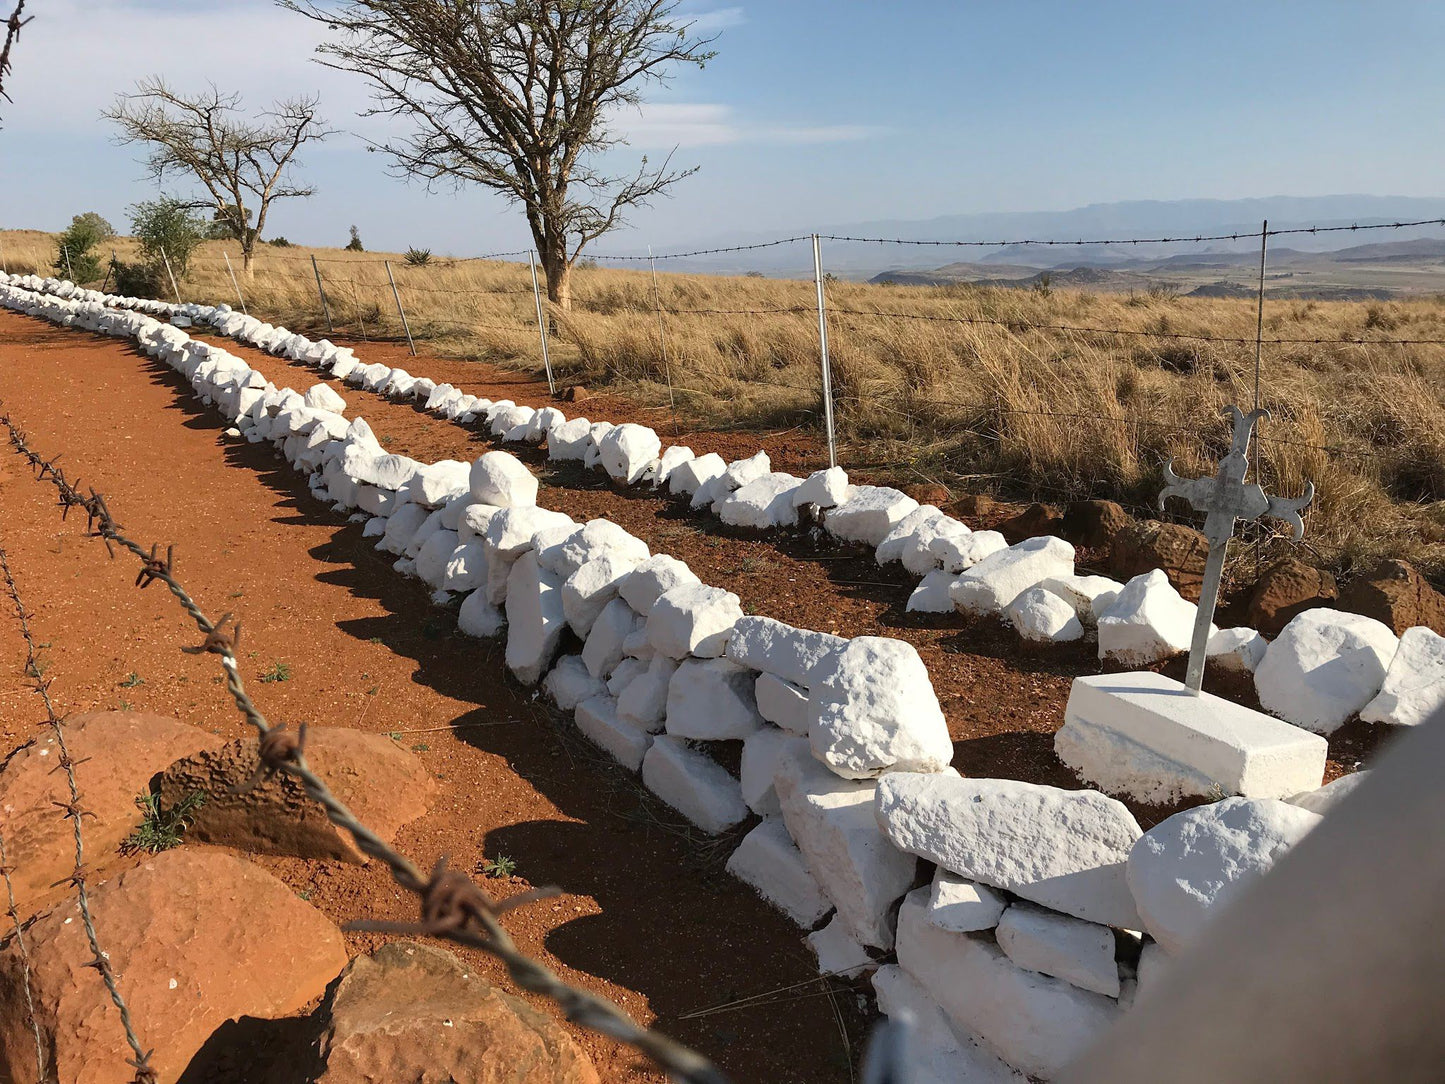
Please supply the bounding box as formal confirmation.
[638,195,1445,281]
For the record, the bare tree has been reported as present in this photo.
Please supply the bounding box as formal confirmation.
[102,79,328,275]
[279,0,716,309]
[0,0,33,120]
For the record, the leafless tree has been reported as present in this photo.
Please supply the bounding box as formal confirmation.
[102,79,328,275]
[0,0,33,120]
[279,0,717,309]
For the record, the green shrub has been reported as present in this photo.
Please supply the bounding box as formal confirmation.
[121,790,207,854]
[269,236,294,247]
[345,225,364,252]
[129,198,205,280]
[111,259,166,299]
[53,211,114,283]
[404,246,432,267]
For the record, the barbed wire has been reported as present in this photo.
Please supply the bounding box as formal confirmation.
[588,236,813,261]
[0,415,730,1084]
[0,539,156,1083]
[0,831,47,1083]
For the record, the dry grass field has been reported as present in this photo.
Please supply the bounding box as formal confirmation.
[5,226,1443,580]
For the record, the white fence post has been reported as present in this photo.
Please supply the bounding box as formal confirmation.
[385,260,417,356]
[812,233,838,468]
[311,254,334,334]
[62,244,74,282]
[222,251,248,315]
[528,251,556,395]
[159,247,182,304]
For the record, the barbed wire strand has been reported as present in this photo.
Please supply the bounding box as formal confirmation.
[0,830,48,1083]
[0,416,730,1084]
[0,542,156,1083]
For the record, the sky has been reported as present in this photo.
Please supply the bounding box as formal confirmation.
[2,0,1444,255]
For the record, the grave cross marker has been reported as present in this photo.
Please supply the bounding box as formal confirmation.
[1159,405,1314,694]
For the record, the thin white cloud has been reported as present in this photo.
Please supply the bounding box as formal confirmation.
[621,103,881,148]
[683,5,747,33]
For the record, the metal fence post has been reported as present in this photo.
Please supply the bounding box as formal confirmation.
[812,233,838,468]
[528,250,556,395]
[349,279,369,341]
[159,247,182,304]
[62,245,74,282]
[223,251,248,315]
[648,246,678,431]
[384,260,416,356]
[0,236,8,274]
[100,250,116,294]
[311,254,334,334]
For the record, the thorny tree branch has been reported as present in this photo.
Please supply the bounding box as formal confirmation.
[0,0,32,112]
[0,832,47,1083]
[0,412,729,1084]
[0,544,157,1083]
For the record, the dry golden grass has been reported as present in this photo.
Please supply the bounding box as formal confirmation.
[4,227,1443,579]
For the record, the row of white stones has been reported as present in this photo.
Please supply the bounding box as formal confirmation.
[2,275,1385,1081]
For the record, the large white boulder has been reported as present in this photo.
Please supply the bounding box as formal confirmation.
[547,417,593,461]
[378,501,430,555]
[618,554,700,616]
[1007,586,1085,643]
[543,654,606,710]
[641,736,750,834]
[995,902,1120,998]
[413,528,461,587]
[1126,797,1320,955]
[598,423,662,485]
[405,460,471,508]
[773,742,917,950]
[1207,626,1269,673]
[575,694,653,771]
[900,516,972,577]
[502,552,566,684]
[739,725,794,816]
[456,589,505,638]
[667,451,726,497]
[615,655,677,732]
[1039,573,1124,626]
[928,870,1007,933]
[469,451,539,507]
[716,473,801,529]
[896,889,1120,1080]
[725,817,833,927]
[874,506,944,565]
[950,536,1075,615]
[553,519,649,577]
[825,486,920,547]
[875,773,1143,928]
[1096,569,1204,666]
[303,382,346,412]
[755,672,810,735]
[792,466,850,509]
[906,570,958,614]
[664,658,764,740]
[724,616,845,687]
[931,529,1008,573]
[581,597,643,679]
[807,637,952,779]
[646,584,743,659]
[562,553,644,639]
[1360,626,1445,728]
[1254,608,1399,734]
[655,445,695,487]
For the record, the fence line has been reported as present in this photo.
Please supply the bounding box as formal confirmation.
[0,831,47,1083]
[0,415,729,1084]
[0,539,156,1083]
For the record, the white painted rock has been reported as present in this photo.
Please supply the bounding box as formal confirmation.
[456,589,505,639]
[875,506,944,565]
[825,486,920,547]
[927,870,1007,933]
[616,655,676,733]
[606,657,648,698]
[1097,569,1203,666]
[646,584,743,659]
[542,655,606,710]
[1207,626,1269,673]
[931,528,1008,573]
[725,817,833,927]
[808,637,952,779]
[906,570,958,613]
[755,672,810,735]
[598,423,661,485]
[806,914,875,979]
[303,382,346,412]
[996,902,1120,997]
[547,417,593,461]
[871,965,1024,1084]
[717,473,801,529]
[442,541,488,592]
[575,694,653,771]
[725,616,845,687]
[667,451,726,497]
[655,445,695,486]
[503,552,567,685]
[876,772,1143,928]
[1039,573,1124,626]
[379,502,430,555]
[664,658,763,740]
[1285,770,1370,816]
[618,554,700,616]
[740,726,793,816]
[896,888,1120,1080]
[562,553,644,639]
[951,535,1075,615]
[405,460,472,508]
[581,597,643,679]
[641,736,749,834]
[469,451,538,507]
[1360,626,1445,728]
[900,516,972,577]
[1254,608,1399,734]
[483,506,573,560]
[793,466,850,509]
[554,520,649,577]
[1008,585,1085,643]
[1126,797,1321,954]
[413,528,461,587]
[773,741,917,950]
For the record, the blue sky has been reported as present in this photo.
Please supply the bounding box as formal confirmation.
[3,1,1443,254]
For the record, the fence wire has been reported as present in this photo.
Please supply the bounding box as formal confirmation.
[0,414,729,1084]
[0,831,46,1083]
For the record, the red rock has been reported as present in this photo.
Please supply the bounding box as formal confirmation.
[0,847,348,1084]
[1337,559,1445,636]
[562,385,590,402]
[950,493,1006,521]
[0,711,222,920]
[312,941,599,1084]
[997,502,1065,544]
[157,727,436,864]
[1109,520,1211,601]
[1062,499,1132,551]
[1246,558,1339,637]
[903,483,952,506]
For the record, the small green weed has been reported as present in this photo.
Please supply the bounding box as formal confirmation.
[121,790,207,855]
[479,854,517,879]
[120,672,145,688]
[259,661,293,683]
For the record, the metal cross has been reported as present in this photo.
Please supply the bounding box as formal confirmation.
[1158,405,1314,694]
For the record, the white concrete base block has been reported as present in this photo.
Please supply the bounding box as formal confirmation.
[1057,671,1327,804]
[641,736,750,834]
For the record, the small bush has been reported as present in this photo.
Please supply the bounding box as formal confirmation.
[269,236,294,247]
[129,198,205,280]
[404,246,432,267]
[54,212,114,283]
[111,260,165,299]
[259,661,293,683]
[121,790,207,854]
[345,225,364,252]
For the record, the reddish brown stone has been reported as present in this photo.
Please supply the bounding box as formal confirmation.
[157,727,436,864]
[312,941,599,1084]
[904,482,952,506]
[1245,557,1339,637]
[997,502,1065,544]
[562,385,590,402]
[0,848,348,1084]
[1109,519,1211,601]
[0,711,222,920]
[1337,559,1445,636]
[1062,499,1133,551]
